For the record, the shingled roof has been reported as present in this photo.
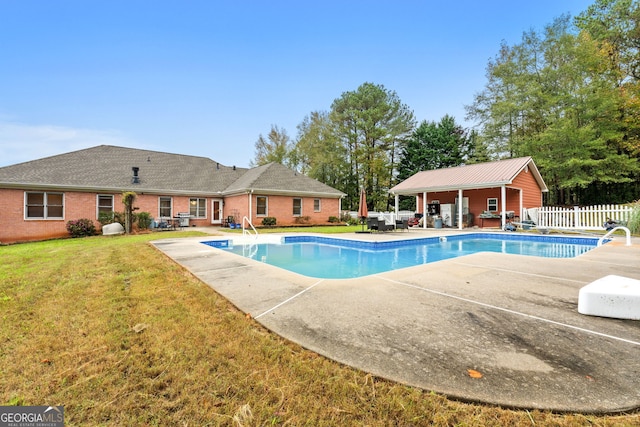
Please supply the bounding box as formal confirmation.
[390,157,548,194]
[223,162,344,196]
[0,145,344,197]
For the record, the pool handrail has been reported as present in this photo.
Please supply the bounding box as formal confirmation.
[242,216,258,240]
[598,226,632,247]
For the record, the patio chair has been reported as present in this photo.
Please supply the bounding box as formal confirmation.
[378,218,395,232]
[366,217,379,232]
[395,219,409,231]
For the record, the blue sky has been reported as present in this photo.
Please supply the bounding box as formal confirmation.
[0,0,594,168]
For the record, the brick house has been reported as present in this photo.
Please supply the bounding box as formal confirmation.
[390,157,548,229]
[0,145,345,243]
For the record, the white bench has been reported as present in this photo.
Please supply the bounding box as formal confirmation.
[578,275,640,320]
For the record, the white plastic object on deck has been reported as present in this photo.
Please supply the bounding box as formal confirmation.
[578,275,640,320]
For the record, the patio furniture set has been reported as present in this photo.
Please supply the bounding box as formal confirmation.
[366,217,409,232]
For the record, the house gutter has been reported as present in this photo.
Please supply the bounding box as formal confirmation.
[390,181,514,195]
[0,182,219,197]
[222,188,345,198]
[391,180,549,196]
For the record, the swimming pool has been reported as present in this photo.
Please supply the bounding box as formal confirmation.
[203,233,602,279]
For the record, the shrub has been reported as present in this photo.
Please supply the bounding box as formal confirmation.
[99,211,127,227]
[98,211,115,226]
[627,201,640,234]
[294,216,310,225]
[328,216,340,223]
[340,212,358,225]
[113,211,126,227]
[66,218,97,238]
[137,212,152,230]
[261,217,277,226]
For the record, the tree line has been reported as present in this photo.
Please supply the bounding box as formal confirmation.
[252,0,639,210]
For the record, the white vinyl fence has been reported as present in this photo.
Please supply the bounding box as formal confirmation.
[534,205,633,230]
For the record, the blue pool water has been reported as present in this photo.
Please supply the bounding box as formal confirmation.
[203,233,601,279]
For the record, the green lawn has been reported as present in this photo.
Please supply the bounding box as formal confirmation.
[226,224,364,233]
[1,232,638,426]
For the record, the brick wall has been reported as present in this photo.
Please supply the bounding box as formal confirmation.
[1,188,343,243]
[253,194,340,226]
[0,189,100,243]
[221,193,341,227]
[134,194,221,227]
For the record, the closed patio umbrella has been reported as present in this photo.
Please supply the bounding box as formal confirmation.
[357,188,368,232]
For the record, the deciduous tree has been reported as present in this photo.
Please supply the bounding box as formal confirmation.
[251,125,294,167]
[293,111,347,190]
[467,12,640,205]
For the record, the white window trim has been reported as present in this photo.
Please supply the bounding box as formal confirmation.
[293,198,302,217]
[488,198,498,212]
[314,198,321,212]
[189,197,207,219]
[159,196,173,219]
[24,191,65,220]
[97,194,114,218]
[256,196,268,217]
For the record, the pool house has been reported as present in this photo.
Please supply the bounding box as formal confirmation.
[390,157,548,229]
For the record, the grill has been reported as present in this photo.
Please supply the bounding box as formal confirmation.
[177,212,190,227]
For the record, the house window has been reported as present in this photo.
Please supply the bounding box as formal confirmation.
[256,196,268,216]
[97,195,114,217]
[96,194,114,219]
[189,198,206,218]
[314,199,321,212]
[25,192,64,219]
[159,197,172,218]
[487,198,498,212]
[293,198,302,216]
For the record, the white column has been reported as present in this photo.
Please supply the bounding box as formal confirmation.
[458,189,463,230]
[501,185,506,229]
[422,192,427,229]
[519,189,523,222]
[394,193,399,221]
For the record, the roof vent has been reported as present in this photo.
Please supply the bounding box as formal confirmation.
[132,166,140,184]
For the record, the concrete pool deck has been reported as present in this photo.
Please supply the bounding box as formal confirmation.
[151,228,640,413]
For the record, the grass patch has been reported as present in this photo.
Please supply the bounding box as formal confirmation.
[1,232,638,425]
[230,224,363,234]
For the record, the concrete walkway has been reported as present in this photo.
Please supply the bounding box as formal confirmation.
[151,229,640,413]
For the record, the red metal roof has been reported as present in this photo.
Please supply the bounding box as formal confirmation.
[390,157,548,194]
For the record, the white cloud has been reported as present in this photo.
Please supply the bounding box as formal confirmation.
[0,121,139,167]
